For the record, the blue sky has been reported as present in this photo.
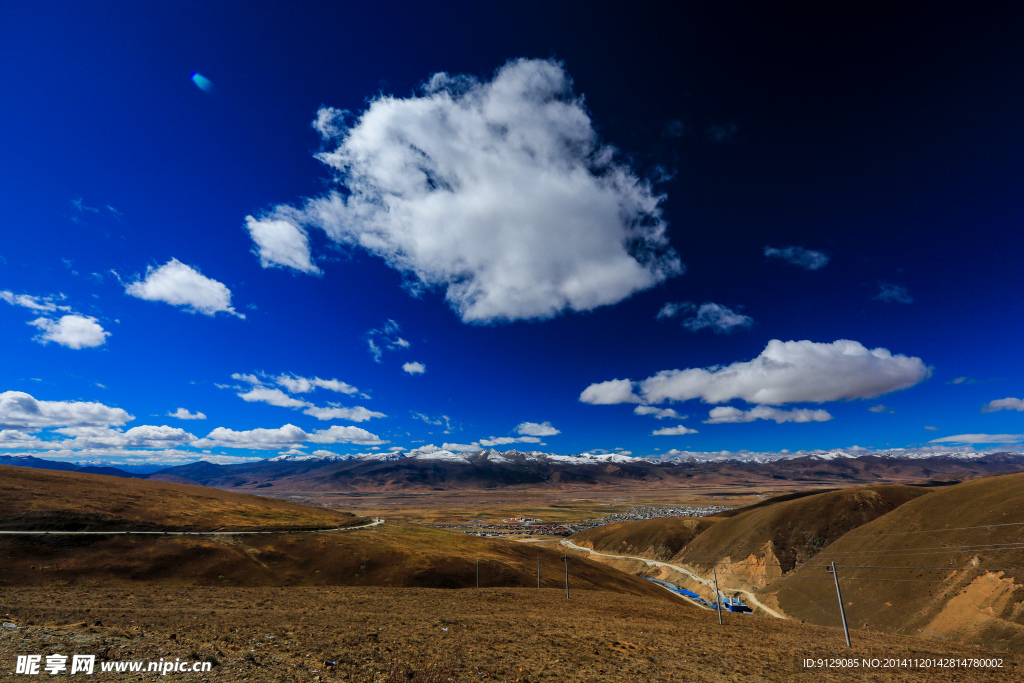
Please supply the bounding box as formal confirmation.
[1,2,1022,466]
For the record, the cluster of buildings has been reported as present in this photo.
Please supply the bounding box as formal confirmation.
[426,503,731,538]
[598,504,730,524]
[428,521,594,537]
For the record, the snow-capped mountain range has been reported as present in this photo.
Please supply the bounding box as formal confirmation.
[266,446,1015,466]
[268,446,639,465]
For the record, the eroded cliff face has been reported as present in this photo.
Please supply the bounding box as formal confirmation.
[717,541,786,590]
[681,540,786,593]
[920,571,1024,643]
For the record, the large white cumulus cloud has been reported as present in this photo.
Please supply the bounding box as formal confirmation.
[705,406,833,424]
[981,397,1024,413]
[0,391,133,430]
[55,425,198,448]
[195,423,384,450]
[581,339,931,406]
[247,58,681,322]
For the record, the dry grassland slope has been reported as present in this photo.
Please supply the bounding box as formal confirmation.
[761,472,1024,649]
[676,484,929,588]
[0,522,674,599]
[0,467,669,599]
[2,585,1017,682]
[0,465,360,531]
[569,517,716,561]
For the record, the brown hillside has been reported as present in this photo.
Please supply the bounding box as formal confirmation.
[677,484,930,589]
[0,464,360,531]
[0,522,671,602]
[569,517,716,561]
[714,488,837,517]
[2,585,1018,682]
[761,471,1024,650]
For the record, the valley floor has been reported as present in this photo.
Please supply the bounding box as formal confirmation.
[2,586,1018,682]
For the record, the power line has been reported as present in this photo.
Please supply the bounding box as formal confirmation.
[681,542,1024,565]
[804,565,1023,572]
[817,546,1024,559]
[819,541,1024,556]
[843,520,1024,537]
[780,576,969,584]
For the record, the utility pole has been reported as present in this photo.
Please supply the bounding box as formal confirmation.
[827,561,851,647]
[476,560,479,589]
[537,557,540,589]
[563,556,569,599]
[712,565,723,625]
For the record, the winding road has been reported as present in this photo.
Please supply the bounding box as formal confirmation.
[561,538,785,619]
[0,517,385,536]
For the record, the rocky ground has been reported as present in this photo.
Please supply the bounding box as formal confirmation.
[2,586,1018,682]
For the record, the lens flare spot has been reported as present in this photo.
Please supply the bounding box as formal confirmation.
[191,72,215,95]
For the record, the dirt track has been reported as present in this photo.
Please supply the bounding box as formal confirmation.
[561,538,786,619]
[0,517,385,536]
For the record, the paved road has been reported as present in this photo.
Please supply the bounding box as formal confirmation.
[0,517,384,536]
[561,538,785,619]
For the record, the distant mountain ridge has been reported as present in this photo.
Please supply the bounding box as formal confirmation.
[3,450,1023,491]
[148,449,1024,491]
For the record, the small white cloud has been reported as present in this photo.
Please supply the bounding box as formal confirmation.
[658,301,753,331]
[930,433,1024,444]
[981,397,1024,413]
[71,197,100,214]
[657,302,685,319]
[443,442,480,452]
[412,413,454,431]
[680,302,752,334]
[0,290,71,313]
[274,374,358,395]
[238,387,309,408]
[403,362,426,375]
[254,58,682,324]
[302,405,386,422]
[652,425,699,436]
[948,376,972,385]
[584,339,930,406]
[579,379,642,405]
[29,314,109,349]
[868,404,887,413]
[367,320,409,363]
[0,391,133,430]
[125,258,242,317]
[704,406,833,424]
[516,421,560,437]
[168,408,206,420]
[478,436,541,447]
[244,215,321,274]
[764,246,829,270]
[633,406,683,420]
[875,282,913,304]
[706,123,738,143]
[924,425,938,431]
